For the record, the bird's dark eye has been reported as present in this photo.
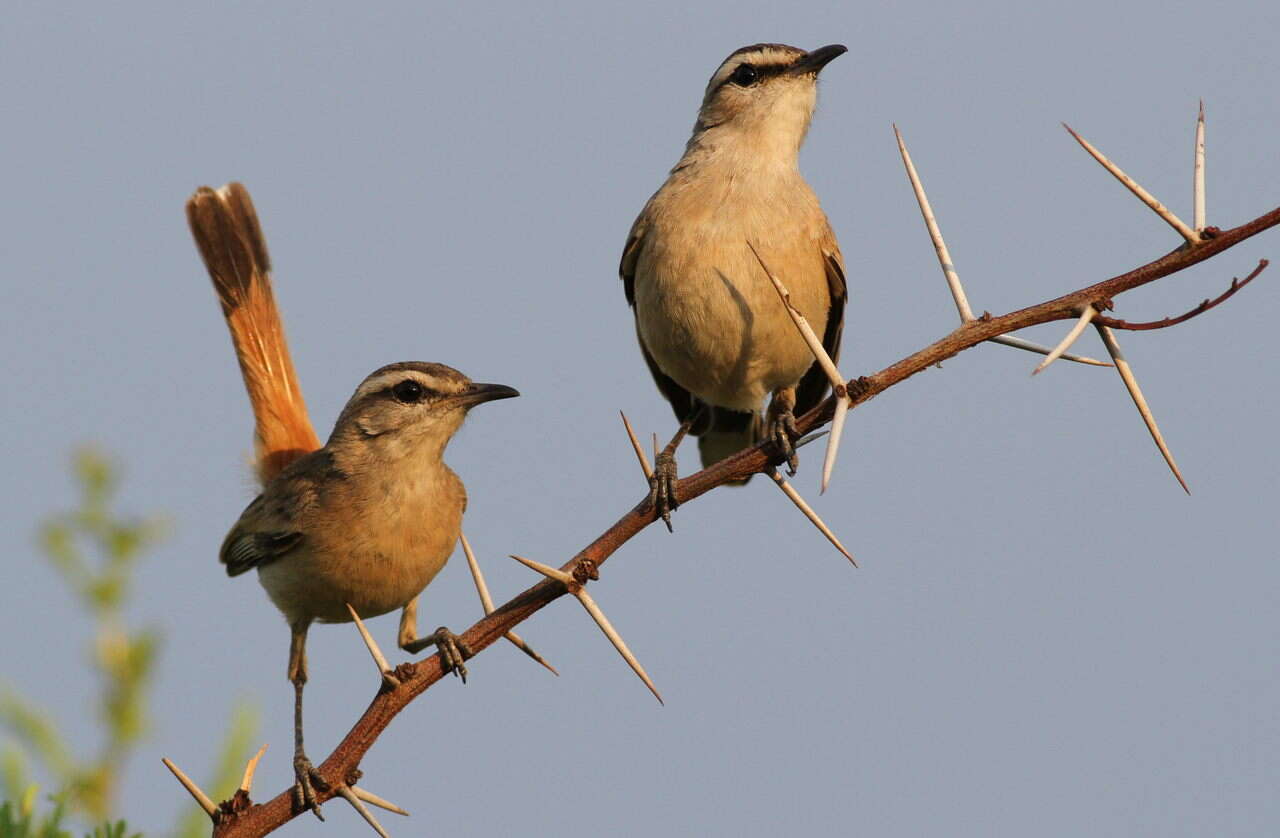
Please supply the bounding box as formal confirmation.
[392,379,427,403]
[730,63,759,86]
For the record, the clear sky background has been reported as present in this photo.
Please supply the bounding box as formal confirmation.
[3,2,1278,836]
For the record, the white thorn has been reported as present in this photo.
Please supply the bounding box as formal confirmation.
[462,535,558,675]
[509,554,575,586]
[337,785,392,838]
[894,124,976,321]
[1063,123,1200,244]
[619,411,654,480]
[821,396,849,494]
[767,469,857,566]
[238,743,268,793]
[1094,324,1190,494]
[346,603,396,684]
[460,532,496,613]
[503,628,560,676]
[574,588,663,704]
[796,429,830,449]
[161,757,217,817]
[1194,100,1206,231]
[748,241,846,395]
[1033,307,1098,375]
[987,334,1112,367]
[351,785,410,817]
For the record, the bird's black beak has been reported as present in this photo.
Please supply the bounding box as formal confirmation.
[452,382,520,409]
[789,44,848,76]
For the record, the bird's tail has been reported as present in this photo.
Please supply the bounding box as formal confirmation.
[696,408,761,485]
[186,183,320,485]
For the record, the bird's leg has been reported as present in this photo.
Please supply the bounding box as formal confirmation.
[399,600,473,683]
[288,620,327,820]
[766,387,801,475]
[650,405,704,531]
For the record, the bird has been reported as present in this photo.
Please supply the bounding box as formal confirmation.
[620,43,848,525]
[186,183,518,816]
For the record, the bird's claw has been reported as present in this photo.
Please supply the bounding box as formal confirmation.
[432,627,472,683]
[292,753,328,820]
[766,408,801,475]
[648,450,679,531]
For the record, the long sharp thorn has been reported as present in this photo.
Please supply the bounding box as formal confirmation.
[461,535,558,675]
[574,588,663,704]
[509,554,575,585]
[346,603,397,686]
[895,127,1107,368]
[619,411,654,480]
[504,629,560,676]
[161,758,217,818]
[1063,122,1200,244]
[796,429,830,449]
[1194,100,1206,231]
[987,334,1112,367]
[748,241,846,394]
[1033,307,1098,375]
[767,469,857,566]
[1094,324,1190,493]
[336,785,392,838]
[460,532,496,612]
[821,396,849,494]
[239,743,268,793]
[894,124,976,321]
[351,786,410,817]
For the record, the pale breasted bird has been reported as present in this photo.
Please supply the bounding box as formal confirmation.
[187,184,518,816]
[620,44,848,523]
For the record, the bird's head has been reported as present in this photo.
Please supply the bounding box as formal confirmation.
[691,43,846,159]
[329,362,518,460]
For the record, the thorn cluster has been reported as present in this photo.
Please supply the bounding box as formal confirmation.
[894,104,1238,494]
[510,553,664,703]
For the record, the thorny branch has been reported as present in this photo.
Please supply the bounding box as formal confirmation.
[1094,259,1268,330]
[204,199,1280,838]
[175,104,1279,837]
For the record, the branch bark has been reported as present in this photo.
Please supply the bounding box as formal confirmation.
[210,203,1280,837]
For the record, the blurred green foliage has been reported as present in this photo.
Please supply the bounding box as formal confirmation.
[1,449,258,838]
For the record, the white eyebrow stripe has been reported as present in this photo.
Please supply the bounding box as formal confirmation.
[708,46,804,88]
[351,370,436,402]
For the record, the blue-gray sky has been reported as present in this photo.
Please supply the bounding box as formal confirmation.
[3,2,1278,836]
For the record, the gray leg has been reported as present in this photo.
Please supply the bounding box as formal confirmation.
[650,406,704,531]
[288,619,326,820]
[765,387,801,474]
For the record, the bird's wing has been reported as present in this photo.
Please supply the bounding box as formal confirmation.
[221,523,304,577]
[621,227,703,429]
[794,234,848,417]
[217,449,340,576]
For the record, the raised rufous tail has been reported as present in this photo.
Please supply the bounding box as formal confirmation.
[186,182,320,485]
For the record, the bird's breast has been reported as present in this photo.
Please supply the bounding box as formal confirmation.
[257,466,464,624]
[633,182,831,411]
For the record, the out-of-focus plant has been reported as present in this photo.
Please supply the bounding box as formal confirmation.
[1,449,257,838]
[0,792,139,838]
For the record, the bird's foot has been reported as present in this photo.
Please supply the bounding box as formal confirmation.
[405,627,473,682]
[766,404,801,475]
[292,752,328,820]
[648,449,679,532]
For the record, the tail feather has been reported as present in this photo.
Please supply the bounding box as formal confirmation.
[186,183,320,485]
[696,408,761,485]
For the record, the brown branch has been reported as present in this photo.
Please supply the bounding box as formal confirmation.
[210,203,1280,838]
[1094,259,1268,330]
